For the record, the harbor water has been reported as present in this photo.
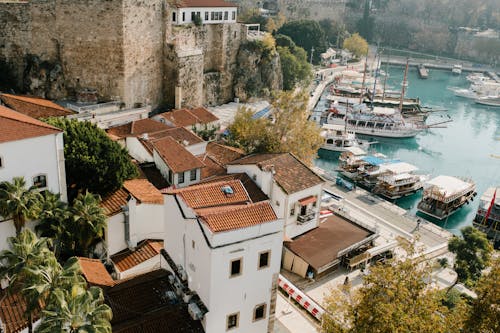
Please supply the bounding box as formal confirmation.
[315,66,500,234]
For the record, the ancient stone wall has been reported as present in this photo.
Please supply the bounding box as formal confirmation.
[122,0,165,107]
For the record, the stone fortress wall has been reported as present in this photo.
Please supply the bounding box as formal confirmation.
[0,0,251,108]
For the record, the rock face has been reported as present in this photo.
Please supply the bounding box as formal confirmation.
[234,41,283,102]
[23,55,67,100]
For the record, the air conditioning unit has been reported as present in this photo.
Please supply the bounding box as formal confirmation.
[182,290,193,303]
[188,302,203,320]
[165,291,177,304]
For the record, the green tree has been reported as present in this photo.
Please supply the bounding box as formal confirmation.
[343,33,369,58]
[278,20,327,64]
[356,0,375,42]
[322,251,467,333]
[36,285,112,333]
[227,91,323,164]
[0,177,42,235]
[448,226,493,284]
[274,34,312,90]
[463,257,500,332]
[45,118,137,200]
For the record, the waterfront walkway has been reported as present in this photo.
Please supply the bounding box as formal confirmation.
[381,55,499,74]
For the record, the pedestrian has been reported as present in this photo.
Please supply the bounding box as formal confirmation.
[343,276,349,285]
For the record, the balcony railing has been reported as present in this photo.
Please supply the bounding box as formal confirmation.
[297,211,316,224]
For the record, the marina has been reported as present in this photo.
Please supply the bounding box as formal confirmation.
[315,65,500,234]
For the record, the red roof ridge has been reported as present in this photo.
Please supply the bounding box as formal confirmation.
[1,93,72,113]
[198,200,267,217]
[163,178,243,194]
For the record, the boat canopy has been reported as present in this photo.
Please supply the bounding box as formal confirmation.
[425,175,474,198]
[372,107,396,115]
[322,124,346,131]
[380,162,419,174]
[344,146,366,156]
[361,155,399,166]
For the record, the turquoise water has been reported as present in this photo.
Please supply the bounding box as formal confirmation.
[315,66,500,233]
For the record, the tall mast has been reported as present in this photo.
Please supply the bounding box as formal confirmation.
[399,58,409,111]
[382,56,389,102]
[359,51,369,105]
[370,50,380,109]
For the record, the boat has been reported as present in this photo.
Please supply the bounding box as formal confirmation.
[320,124,375,152]
[451,87,478,99]
[473,187,500,246]
[355,156,401,189]
[417,175,476,220]
[452,64,462,75]
[475,95,500,107]
[337,147,368,180]
[418,64,429,79]
[372,162,426,200]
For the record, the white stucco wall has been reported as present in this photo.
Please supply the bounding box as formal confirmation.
[125,137,154,163]
[116,254,167,280]
[0,132,67,201]
[185,141,207,156]
[173,7,237,25]
[106,212,127,256]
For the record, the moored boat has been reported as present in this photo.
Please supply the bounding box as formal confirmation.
[418,64,429,79]
[473,187,500,246]
[320,124,375,152]
[452,64,462,75]
[475,95,500,107]
[337,147,368,180]
[372,162,426,199]
[417,176,476,220]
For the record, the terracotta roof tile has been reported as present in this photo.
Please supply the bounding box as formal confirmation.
[164,179,250,209]
[111,240,164,272]
[151,136,205,173]
[174,0,237,8]
[229,153,324,194]
[149,126,204,145]
[206,142,244,166]
[189,107,219,123]
[200,173,268,202]
[156,109,199,128]
[0,288,39,333]
[101,188,129,216]
[78,257,115,287]
[0,105,61,143]
[107,119,172,139]
[199,201,277,232]
[0,93,74,119]
[197,154,226,179]
[123,179,164,204]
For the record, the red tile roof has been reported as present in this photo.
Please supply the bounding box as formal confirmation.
[174,0,237,8]
[0,93,74,119]
[0,105,61,143]
[199,201,277,232]
[156,108,218,127]
[123,179,164,204]
[165,179,251,209]
[148,126,204,145]
[199,173,268,202]
[206,142,244,166]
[228,153,324,194]
[197,153,226,179]
[111,240,164,272]
[78,257,115,287]
[151,136,205,173]
[107,119,172,139]
[101,188,129,216]
[0,288,39,333]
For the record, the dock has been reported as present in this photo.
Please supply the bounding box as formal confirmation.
[418,64,429,79]
[381,56,499,74]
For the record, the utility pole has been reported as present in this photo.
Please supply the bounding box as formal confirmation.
[310,47,315,65]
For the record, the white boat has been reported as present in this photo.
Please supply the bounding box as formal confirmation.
[320,124,375,152]
[417,176,476,220]
[475,96,500,107]
[452,64,462,75]
[372,162,427,200]
[326,105,425,138]
[450,87,478,99]
[473,187,500,244]
[337,147,369,180]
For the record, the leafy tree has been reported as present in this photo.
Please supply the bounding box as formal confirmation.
[448,226,493,284]
[463,257,500,332]
[274,34,312,90]
[278,20,327,64]
[36,285,112,333]
[322,249,467,333]
[227,91,323,164]
[0,177,42,235]
[356,0,375,42]
[45,118,137,200]
[343,33,369,58]
[319,19,348,47]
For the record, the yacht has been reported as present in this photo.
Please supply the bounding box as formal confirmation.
[372,162,426,200]
[452,64,462,75]
[337,147,368,180]
[320,124,375,152]
[473,187,500,246]
[475,96,500,107]
[355,156,401,189]
[417,176,476,220]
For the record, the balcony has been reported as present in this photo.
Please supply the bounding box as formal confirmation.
[297,211,316,224]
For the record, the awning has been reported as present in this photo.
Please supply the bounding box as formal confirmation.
[299,196,317,206]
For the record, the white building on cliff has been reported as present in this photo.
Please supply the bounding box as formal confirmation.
[171,0,238,25]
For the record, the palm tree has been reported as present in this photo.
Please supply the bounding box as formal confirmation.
[0,229,52,332]
[0,177,42,235]
[69,191,107,257]
[35,285,113,333]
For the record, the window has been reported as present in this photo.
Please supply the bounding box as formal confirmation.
[258,251,270,269]
[205,11,208,20]
[191,12,195,21]
[253,303,267,321]
[178,172,185,184]
[192,240,195,249]
[190,169,197,181]
[290,206,295,217]
[226,312,239,330]
[172,12,176,22]
[0,156,3,168]
[32,174,47,189]
[230,258,242,277]
[182,12,185,22]
[211,11,214,20]
[232,11,236,20]
[224,11,228,20]
[168,169,173,183]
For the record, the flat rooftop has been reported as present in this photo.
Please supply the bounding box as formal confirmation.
[286,214,373,271]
